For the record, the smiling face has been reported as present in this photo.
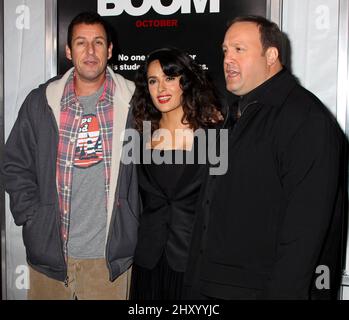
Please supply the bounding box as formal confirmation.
[147,60,184,115]
[65,23,113,88]
[222,21,278,96]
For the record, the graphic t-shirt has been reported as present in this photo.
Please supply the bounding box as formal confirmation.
[68,85,107,259]
[74,114,103,168]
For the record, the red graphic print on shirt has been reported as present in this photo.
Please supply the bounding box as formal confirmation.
[74,114,103,168]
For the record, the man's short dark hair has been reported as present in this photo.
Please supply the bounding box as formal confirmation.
[67,11,112,49]
[228,15,283,61]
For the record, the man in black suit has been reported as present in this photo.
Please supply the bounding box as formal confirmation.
[184,15,345,300]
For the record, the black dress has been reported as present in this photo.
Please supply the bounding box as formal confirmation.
[130,147,204,300]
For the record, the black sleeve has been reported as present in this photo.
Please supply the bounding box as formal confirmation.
[2,91,40,226]
[264,114,342,299]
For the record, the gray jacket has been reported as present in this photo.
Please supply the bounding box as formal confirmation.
[2,67,140,282]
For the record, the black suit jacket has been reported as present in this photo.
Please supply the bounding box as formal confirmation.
[134,148,205,272]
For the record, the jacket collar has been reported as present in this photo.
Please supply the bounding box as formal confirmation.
[247,68,297,110]
[229,68,298,117]
[227,69,298,147]
[60,69,115,112]
[46,66,134,122]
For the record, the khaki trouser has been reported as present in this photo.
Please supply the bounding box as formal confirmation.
[28,258,131,300]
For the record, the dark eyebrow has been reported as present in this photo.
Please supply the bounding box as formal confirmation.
[73,36,106,41]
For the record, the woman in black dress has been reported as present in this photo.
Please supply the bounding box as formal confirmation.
[130,47,223,300]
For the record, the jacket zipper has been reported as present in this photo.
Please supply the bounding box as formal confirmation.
[48,106,68,280]
[105,196,119,281]
[105,112,131,281]
[231,100,259,132]
[239,100,259,118]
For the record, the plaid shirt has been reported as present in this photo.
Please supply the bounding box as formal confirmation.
[56,70,115,259]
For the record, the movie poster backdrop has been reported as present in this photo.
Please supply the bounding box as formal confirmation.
[57,0,267,97]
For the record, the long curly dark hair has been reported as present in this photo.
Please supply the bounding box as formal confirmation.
[131,47,223,132]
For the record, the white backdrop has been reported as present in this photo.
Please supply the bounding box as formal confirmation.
[283,0,348,299]
[3,0,45,300]
[282,0,339,116]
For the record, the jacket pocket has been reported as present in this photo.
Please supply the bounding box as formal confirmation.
[22,203,65,269]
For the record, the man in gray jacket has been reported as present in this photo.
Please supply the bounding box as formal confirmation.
[2,11,139,300]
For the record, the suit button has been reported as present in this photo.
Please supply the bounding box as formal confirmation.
[203,225,207,231]
[206,199,210,205]
[200,249,203,254]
